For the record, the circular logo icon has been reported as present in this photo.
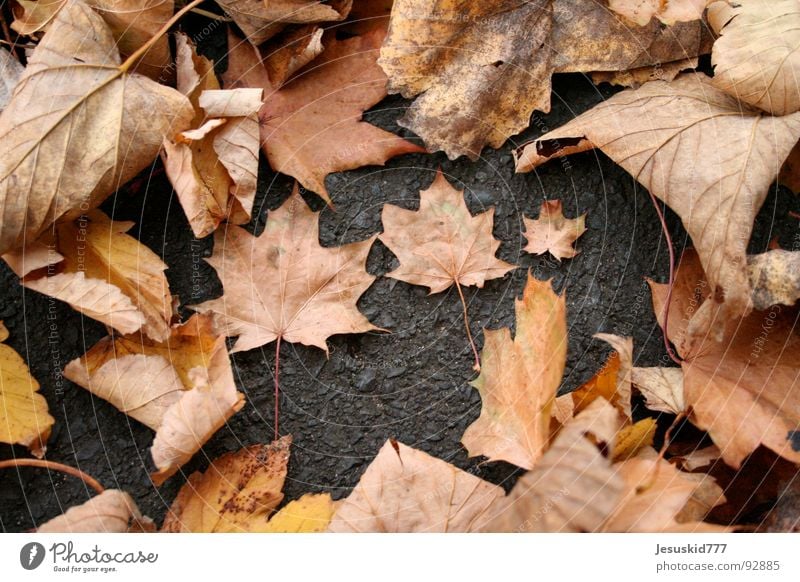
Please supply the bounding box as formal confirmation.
[20,542,46,570]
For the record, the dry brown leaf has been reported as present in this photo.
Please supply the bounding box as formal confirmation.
[63,314,245,484]
[0,321,53,457]
[650,249,800,466]
[162,34,262,237]
[485,399,626,532]
[3,210,173,342]
[523,200,586,261]
[590,57,698,88]
[709,0,800,116]
[37,490,154,533]
[260,25,324,89]
[0,0,193,255]
[329,440,505,532]
[0,48,23,113]
[217,0,350,46]
[608,0,710,26]
[224,23,423,204]
[193,187,378,353]
[748,250,800,310]
[516,73,800,341]
[632,366,686,414]
[462,275,566,470]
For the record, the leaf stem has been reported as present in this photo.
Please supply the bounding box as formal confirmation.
[455,280,481,371]
[119,0,205,73]
[0,459,105,494]
[274,335,282,441]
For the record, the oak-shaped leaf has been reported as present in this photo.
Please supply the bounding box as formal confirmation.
[63,314,245,485]
[223,22,423,204]
[0,0,193,255]
[37,489,155,533]
[328,440,505,532]
[461,275,566,470]
[516,73,800,341]
[3,210,173,342]
[162,436,335,532]
[0,321,54,457]
[523,199,586,261]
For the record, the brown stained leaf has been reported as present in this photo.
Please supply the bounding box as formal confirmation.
[0,0,193,256]
[748,250,800,310]
[63,314,245,484]
[632,366,686,414]
[192,188,378,353]
[379,171,514,294]
[780,140,800,193]
[522,200,586,261]
[709,0,800,116]
[216,0,351,46]
[590,57,698,88]
[37,490,154,533]
[328,440,505,532]
[162,437,301,532]
[261,25,324,89]
[162,34,262,237]
[462,275,566,470]
[0,321,53,457]
[650,249,800,467]
[516,73,800,341]
[3,210,172,341]
[604,451,728,532]
[225,23,423,204]
[0,48,23,114]
[379,0,554,160]
[608,0,710,26]
[485,399,627,532]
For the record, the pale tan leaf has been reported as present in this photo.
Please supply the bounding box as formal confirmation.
[590,57,699,88]
[37,490,154,533]
[632,367,686,414]
[608,0,710,26]
[674,445,722,471]
[523,200,587,261]
[329,440,505,532]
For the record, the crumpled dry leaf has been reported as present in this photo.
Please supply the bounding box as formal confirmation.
[522,200,586,261]
[590,57,698,88]
[0,48,23,113]
[193,187,378,353]
[632,366,686,415]
[608,0,710,26]
[650,249,800,467]
[379,170,514,294]
[747,250,800,310]
[3,210,173,342]
[0,321,53,457]
[162,34,262,237]
[260,25,324,89]
[224,23,422,204]
[485,399,626,532]
[708,0,800,116]
[163,437,331,532]
[329,440,505,532]
[0,0,193,255]
[37,489,154,533]
[217,0,350,46]
[462,275,566,470]
[12,0,174,78]
[516,73,800,341]
[63,314,245,484]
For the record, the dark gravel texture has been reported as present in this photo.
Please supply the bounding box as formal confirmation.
[2,18,799,531]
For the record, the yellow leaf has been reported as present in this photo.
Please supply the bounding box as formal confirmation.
[262,493,335,533]
[612,418,657,462]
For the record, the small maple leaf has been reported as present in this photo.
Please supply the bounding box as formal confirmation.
[379,170,515,369]
[522,199,587,261]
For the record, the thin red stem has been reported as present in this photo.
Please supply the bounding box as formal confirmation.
[455,280,481,371]
[274,335,282,441]
[0,459,104,494]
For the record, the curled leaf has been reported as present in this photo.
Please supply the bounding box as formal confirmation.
[37,490,154,533]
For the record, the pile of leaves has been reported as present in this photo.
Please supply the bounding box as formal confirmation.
[0,0,799,532]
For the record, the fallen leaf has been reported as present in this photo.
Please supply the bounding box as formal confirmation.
[3,210,173,342]
[37,489,154,533]
[162,34,262,237]
[590,57,698,88]
[11,0,69,34]
[0,0,193,255]
[516,73,800,341]
[650,249,800,466]
[0,48,23,113]
[612,418,657,462]
[161,437,334,532]
[329,440,505,532]
[708,0,800,116]
[260,25,324,89]
[632,366,686,415]
[0,321,53,457]
[748,250,800,310]
[63,314,245,484]
[571,334,633,419]
[673,445,721,471]
[608,0,710,26]
[193,187,378,353]
[522,200,586,261]
[462,274,566,470]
